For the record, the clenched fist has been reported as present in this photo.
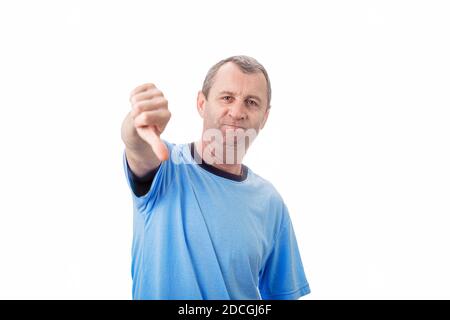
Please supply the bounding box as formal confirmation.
[129,83,171,161]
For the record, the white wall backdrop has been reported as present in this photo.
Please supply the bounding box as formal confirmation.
[0,0,449,299]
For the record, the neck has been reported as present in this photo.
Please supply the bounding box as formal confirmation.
[194,140,245,176]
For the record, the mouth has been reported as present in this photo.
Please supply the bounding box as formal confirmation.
[221,124,245,130]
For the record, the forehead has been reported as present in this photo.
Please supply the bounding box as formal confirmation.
[210,62,267,98]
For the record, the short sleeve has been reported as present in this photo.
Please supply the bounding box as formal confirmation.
[259,212,311,300]
[122,140,175,211]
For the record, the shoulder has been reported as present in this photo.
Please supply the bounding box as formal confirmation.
[246,168,290,224]
[247,168,284,203]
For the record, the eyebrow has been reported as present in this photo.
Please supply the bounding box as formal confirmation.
[218,91,262,103]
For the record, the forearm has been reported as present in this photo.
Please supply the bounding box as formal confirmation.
[121,112,161,177]
[122,112,144,150]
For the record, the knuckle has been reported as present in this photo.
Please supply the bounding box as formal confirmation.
[131,93,138,102]
[131,93,140,104]
[152,96,165,107]
[133,103,143,114]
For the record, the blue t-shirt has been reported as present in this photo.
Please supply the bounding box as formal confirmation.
[123,141,310,299]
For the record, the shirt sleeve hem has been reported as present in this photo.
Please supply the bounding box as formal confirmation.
[261,284,311,300]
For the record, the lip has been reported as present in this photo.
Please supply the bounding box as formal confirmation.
[221,124,245,129]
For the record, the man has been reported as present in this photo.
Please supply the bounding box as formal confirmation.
[121,55,310,299]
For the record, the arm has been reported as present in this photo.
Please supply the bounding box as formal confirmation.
[121,83,171,178]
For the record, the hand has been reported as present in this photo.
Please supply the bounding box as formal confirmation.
[129,83,171,161]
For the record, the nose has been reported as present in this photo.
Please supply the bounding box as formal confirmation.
[227,100,247,121]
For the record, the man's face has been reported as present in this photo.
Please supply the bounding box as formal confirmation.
[197,62,270,150]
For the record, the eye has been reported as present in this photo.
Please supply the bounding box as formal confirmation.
[222,96,233,102]
[246,99,258,107]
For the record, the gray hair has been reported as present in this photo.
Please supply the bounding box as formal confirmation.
[201,55,272,109]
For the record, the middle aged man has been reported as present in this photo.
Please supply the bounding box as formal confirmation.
[121,55,310,299]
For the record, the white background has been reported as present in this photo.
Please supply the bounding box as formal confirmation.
[0,0,449,299]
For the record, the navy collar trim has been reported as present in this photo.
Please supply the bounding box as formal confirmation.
[189,142,248,182]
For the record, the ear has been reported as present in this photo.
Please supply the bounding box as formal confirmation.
[259,107,270,130]
[196,90,206,118]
